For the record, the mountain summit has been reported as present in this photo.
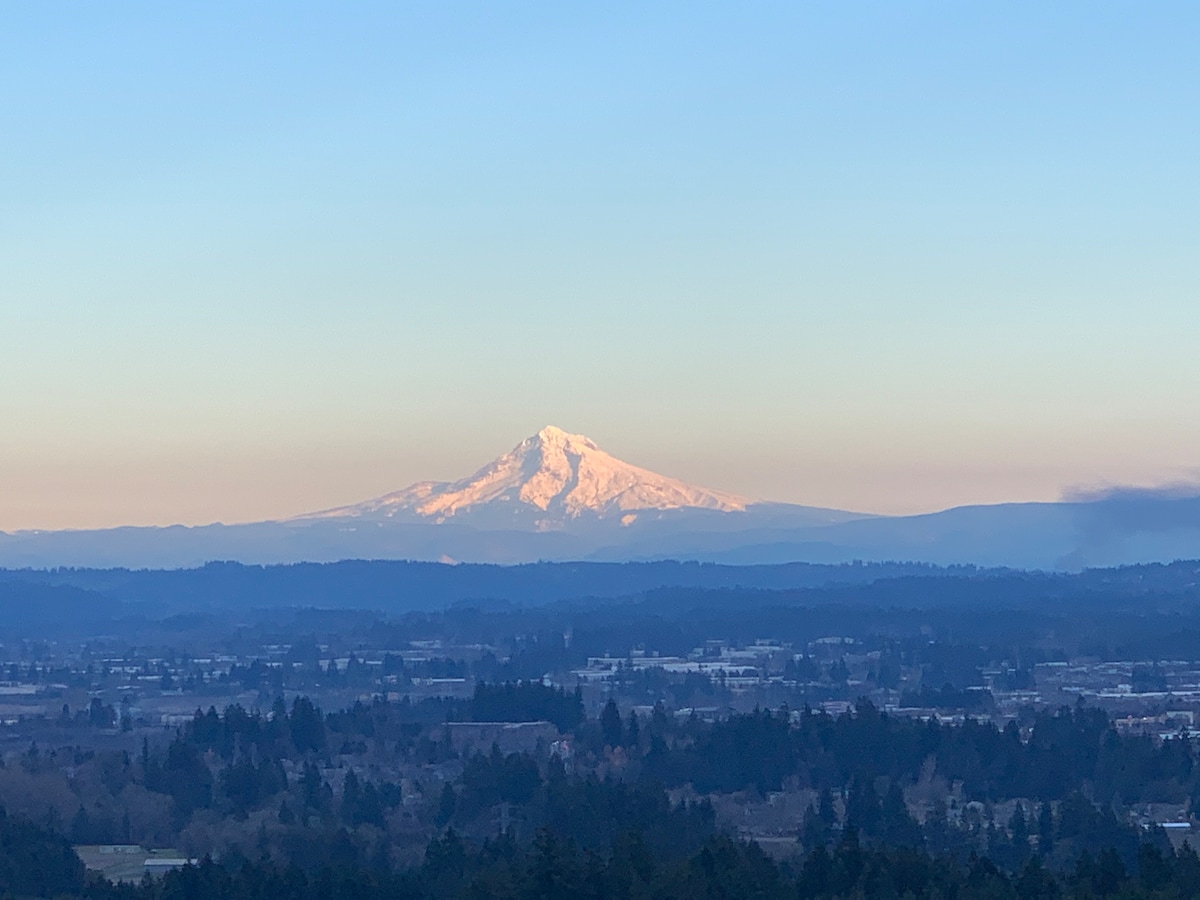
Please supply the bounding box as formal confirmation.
[9,424,1193,569]
[305,426,748,528]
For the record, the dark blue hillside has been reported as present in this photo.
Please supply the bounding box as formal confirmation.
[2,558,959,615]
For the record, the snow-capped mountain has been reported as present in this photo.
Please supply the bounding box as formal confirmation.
[2,423,1197,569]
[302,426,749,529]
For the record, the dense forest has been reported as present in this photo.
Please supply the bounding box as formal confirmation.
[89,834,1200,900]
[6,686,1200,896]
[5,789,1200,899]
[23,690,1199,854]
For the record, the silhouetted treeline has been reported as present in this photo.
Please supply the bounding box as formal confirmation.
[646,702,1197,807]
[122,693,1200,839]
[13,690,1200,897]
[0,804,87,896]
[467,681,584,730]
[11,816,1200,899]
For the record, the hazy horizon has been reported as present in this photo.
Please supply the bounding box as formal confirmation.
[2,421,1197,533]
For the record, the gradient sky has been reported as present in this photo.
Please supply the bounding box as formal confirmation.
[3,2,1198,530]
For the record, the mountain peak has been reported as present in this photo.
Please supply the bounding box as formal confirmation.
[531,424,597,451]
[302,427,749,527]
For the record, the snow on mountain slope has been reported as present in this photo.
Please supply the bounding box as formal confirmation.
[302,426,749,528]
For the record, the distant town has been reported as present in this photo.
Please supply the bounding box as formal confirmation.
[4,560,1200,888]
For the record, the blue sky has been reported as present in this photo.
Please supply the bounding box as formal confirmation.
[2,2,1198,529]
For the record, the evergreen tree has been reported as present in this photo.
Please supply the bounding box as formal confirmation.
[1038,801,1055,855]
[600,699,623,748]
[624,711,640,751]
